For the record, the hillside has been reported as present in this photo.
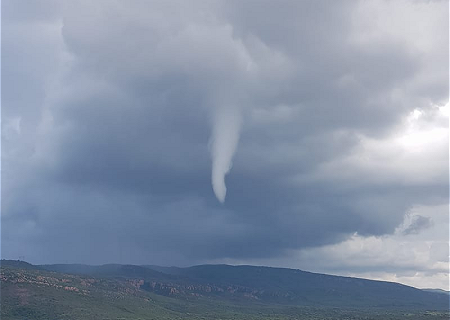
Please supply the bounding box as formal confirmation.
[422,289,450,295]
[40,263,175,282]
[1,260,449,320]
[39,261,449,309]
[144,264,449,309]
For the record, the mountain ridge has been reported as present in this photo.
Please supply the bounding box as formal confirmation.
[2,259,448,310]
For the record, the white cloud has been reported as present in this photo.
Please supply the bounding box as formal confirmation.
[302,101,448,188]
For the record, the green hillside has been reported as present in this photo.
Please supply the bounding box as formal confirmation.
[151,264,449,309]
[1,260,449,320]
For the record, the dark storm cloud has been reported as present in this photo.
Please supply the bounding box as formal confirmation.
[2,0,448,266]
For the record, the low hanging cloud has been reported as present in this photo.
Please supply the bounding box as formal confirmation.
[210,106,242,203]
[401,215,433,235]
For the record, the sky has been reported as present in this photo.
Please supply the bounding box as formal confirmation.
[2,0,449,290]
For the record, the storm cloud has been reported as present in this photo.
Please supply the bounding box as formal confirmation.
[2,0,448,288]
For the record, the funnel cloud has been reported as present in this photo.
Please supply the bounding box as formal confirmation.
[210,106,242,203]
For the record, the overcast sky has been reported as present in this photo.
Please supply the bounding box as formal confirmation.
[2,0,449,290]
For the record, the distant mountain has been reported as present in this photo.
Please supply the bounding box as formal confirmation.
[40,263,173,281]
[31,261,450,310]
[2,260,449,320]
[144,264,450,309]
[422,288,450,295]
[1,259,41,270]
